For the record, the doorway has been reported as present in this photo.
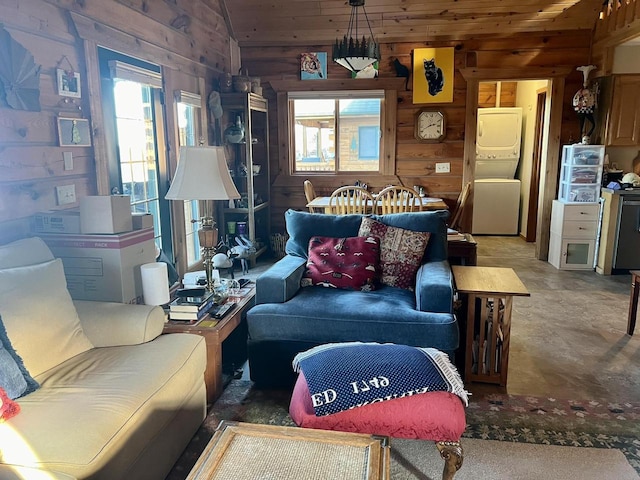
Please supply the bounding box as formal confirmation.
[460,67,570,261]
[474,80,549,241]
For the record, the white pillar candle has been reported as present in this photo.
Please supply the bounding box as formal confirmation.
[141,262,170,305]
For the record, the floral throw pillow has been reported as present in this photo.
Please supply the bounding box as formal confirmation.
[358,217,430,290]
[301,236,380,291]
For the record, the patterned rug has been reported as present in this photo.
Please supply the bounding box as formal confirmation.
[166,381,640,479]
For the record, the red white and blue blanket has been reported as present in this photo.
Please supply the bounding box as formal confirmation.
[293,342,469,417]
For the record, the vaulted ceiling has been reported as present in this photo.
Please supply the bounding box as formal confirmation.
[224,0,604,46]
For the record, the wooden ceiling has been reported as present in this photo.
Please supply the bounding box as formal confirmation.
[224,0,604,46]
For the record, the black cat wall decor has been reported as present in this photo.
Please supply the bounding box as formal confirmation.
[423,58,444,97]
[392,57,411,91]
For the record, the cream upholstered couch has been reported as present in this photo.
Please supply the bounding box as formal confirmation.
[0,237,206,480]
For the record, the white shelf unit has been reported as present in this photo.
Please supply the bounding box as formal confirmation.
[548,201,601,269]
[549,145,604,270]
[557,144,605,204]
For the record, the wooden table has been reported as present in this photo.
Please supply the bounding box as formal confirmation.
[448,233,477,266]
[306,196,448,213]
[163,285,256,404]
[628,270,639,336]
[187,421,389,480]
[451,266,530,386]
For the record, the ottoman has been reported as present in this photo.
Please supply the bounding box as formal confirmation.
[289,351,467,480]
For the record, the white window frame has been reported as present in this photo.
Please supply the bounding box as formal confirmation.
[287,90,396,177]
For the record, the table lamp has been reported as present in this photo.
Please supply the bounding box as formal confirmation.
[166,146,240,291]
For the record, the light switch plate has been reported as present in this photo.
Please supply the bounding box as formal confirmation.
[435,162,450,173]
[63,151,73,171]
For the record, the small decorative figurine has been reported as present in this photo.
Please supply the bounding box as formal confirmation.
[573,65,598,144]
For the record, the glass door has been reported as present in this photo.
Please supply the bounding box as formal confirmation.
[100,49,172,258]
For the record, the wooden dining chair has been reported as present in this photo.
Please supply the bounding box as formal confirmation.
[376,185,421,214]
[328,186,375,214]
[450,181,471,231]
[304,180,321,213]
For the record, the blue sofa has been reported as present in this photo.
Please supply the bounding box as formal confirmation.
[246,209,458,387]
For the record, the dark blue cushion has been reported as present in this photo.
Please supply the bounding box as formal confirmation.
[284,209,449,262]
[0,315,39,399]
[248,286,458,351]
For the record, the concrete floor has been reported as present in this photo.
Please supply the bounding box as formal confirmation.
[240,236,639,401]
[470,236,640,401]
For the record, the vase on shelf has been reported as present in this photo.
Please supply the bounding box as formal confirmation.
[224,116,245,144]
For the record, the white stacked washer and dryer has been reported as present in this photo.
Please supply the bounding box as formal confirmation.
[472,107,523,235]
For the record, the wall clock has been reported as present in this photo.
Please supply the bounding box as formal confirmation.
[415,109,446,142]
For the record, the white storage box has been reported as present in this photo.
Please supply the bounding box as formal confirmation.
[80,195,133,234]
[33,209,81,234]
[132,212,154,230]
[39,228,156,304]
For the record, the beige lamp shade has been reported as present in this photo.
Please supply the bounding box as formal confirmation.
[165,146,240,201]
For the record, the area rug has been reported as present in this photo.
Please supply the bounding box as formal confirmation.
[167,381,640,479]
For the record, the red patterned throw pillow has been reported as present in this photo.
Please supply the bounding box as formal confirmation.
[302,236,380,291]
[358,217,430,290]
[0,387,20,422]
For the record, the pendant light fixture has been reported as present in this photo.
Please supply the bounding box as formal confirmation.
[332,0,380,73]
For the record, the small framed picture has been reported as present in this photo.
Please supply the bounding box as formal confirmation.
[57,117,91,147]
[57,68,81,98]
[300,52,327,80]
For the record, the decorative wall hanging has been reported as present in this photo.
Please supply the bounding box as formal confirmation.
[0,26,42,111]
[57,68,81,98]
[300,52,327,80]
[572,65,598,144]
[57,117,91,147]
[412,47,454,104]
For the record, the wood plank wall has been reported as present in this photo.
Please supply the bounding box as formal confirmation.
[0,0,230,246]
[242,33,591,233]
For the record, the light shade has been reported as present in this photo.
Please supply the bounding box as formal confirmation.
[165,146,240,201]
[332,0,380,73]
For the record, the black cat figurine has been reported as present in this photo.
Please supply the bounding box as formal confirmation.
[423,58,444,96]
[392,57,411,91]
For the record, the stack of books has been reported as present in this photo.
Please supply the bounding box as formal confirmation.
[447,228,467,242]
[169,291,216,323]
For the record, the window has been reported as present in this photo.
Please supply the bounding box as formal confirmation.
[175,91,203,267]
[290,91,384,174]
[99,48,172,258]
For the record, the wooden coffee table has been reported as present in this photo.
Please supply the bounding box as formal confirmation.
[163,285,256,404]
[187,421,389,480]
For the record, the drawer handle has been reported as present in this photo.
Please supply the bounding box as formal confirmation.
[578,227,585,230]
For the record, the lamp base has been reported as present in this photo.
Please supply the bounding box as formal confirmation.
[198,222,218,292]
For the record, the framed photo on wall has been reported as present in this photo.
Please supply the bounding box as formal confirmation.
[57,68,81,98]
[412,47,454,104]
[300,52,327,80]
[57,117,91,147]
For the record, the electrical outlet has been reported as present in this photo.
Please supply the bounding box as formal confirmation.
[56,185,76,205]
[435,162,450,173]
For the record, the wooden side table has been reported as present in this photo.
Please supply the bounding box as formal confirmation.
[452,266,530,386]
[628,270,639,336]
[163,285,256,404]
